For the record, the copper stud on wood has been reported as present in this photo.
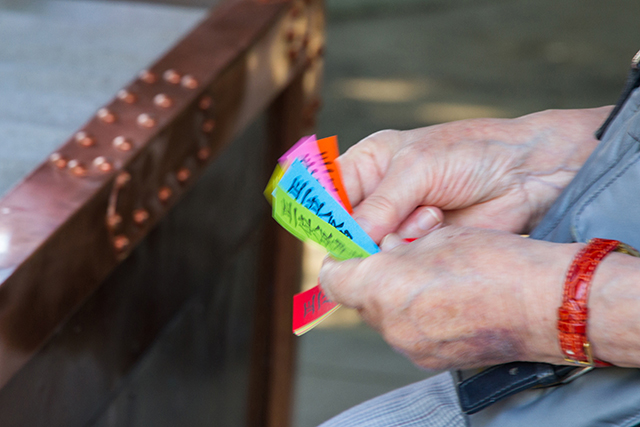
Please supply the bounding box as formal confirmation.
[75,131,95,147]
[113,136,133,152]
[97,108,116,124]
[163,69,181,84]
[113,235,130,252]
[117,89,137,104]
[93,156,113,172]
[181,75,198,89]
[106,213,122,229]
[198,95,212,110]
[133,208,150,226]
[116,172,131,186]
[202,119,216,133]
[67,160,87,177]
[153,93,173,108]
[176,167,191,184]
[139,70,157,84]
[158,186,172,203]
[137,113,156,128]
[197,147,211,162]
[50,153,68,169]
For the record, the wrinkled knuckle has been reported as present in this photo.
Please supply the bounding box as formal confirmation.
[363,193,401,225]
[368,129,401,144]
[346,129,398,156]
[392,144,424,167]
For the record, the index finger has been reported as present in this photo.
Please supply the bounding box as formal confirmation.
[350,147,433,243]
[338,130,404,210]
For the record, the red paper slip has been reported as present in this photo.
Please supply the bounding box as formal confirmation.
[292,285,340,336]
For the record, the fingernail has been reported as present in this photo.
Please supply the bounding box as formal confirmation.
[418,208,441,231]
[381,233,405,251]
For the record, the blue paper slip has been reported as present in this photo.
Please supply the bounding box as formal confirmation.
[276,159,380,255]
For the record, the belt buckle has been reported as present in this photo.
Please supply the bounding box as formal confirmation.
[559,366,594,384]
[563,342,595,367]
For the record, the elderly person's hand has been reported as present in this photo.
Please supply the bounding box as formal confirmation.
[321,224,640,370]
[317,106,640,370]
[321,226,580,370]
[338,107,611,243]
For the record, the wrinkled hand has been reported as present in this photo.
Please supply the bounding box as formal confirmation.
[339,108,610,243]
[320,226,578,370]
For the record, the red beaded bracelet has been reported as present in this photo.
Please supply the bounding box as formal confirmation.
[558,238,639,367]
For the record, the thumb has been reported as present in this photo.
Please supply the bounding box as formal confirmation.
[352,164,427,243]
[319,256,367,308]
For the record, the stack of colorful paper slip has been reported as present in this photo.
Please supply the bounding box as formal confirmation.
[265,135,380,335]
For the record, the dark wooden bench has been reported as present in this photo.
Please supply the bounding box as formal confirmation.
[0,1,324,425]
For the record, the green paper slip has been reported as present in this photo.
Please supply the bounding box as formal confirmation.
[273,186,370,260]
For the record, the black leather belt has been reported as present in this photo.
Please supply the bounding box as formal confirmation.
[457,362,588,414]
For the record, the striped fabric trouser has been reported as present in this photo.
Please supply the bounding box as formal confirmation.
[318,372,467,427]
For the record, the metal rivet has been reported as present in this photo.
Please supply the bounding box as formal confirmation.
[289,49,299,61]
[137,113,156,128]
[50,153,68,169]
[117,89,137,104]
[139,70,157,84]
[113,235,130,252]
[106,214,122,229]
[202,119,216,133]
[181,75,199,89]
[153,93,173,108]
[133,208,150,226]
[97,108,116,124]
[67,160,87,177]
[116,172,131,186]
[75,131,95,147]
[509,367,519,376]
[113,136,133,152]
[197,147,211,161]
[163,69,181,84]
[176,167,191,184]
[93,156,113,172]
[158,186,172,203]
[198,96,212,110]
